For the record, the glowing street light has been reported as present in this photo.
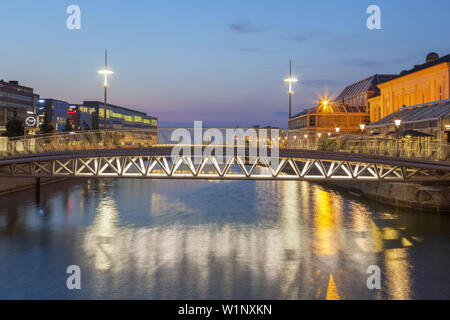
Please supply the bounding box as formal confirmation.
[335,126,341,134]
[98,49,114,129]
[360,123,366,133]
[318,133,322,138]
[284,60,298,120]
[395,118,402,139]
[394,117,403,155]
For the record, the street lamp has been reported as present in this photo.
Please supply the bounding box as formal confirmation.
[360,123,366,133]
[284,60,298,120]
[98,49,114,130]
[395,118,402,138]
[394,118,402,156]
[360,123,366,140]
[395,118,402,129]
[335,126,340,134]
[316,133,322,150]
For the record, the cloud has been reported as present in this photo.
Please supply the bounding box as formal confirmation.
[302,79,342,89]
[342,59,382,69]
[281,31,323,43]
[228,20,265,34]
[273,111,289,118]
[226,44,258,52]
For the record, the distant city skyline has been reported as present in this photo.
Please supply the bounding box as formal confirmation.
[1,0,449,127]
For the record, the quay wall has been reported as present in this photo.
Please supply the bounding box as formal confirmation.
[321,181,450,213]
[0,177,66,196]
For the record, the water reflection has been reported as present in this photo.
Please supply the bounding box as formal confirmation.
[0,178,449,299]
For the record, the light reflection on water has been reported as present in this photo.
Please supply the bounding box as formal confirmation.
[0,178,449,299]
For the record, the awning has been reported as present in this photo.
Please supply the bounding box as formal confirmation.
[401,130,433,138]
[380,131,396,137]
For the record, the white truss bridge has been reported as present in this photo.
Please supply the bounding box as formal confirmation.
[1,147,449,182]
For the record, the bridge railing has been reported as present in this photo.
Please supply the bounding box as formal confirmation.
[0,130,157,157]
[1,128,449,162]
[287,134,450,162]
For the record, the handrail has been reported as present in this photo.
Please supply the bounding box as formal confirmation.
[1,129,449,162]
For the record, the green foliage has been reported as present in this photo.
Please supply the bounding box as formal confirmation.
[4,110,24,138]
[82,121,90,131]
[39,113,54,135]
[62,119,73,132]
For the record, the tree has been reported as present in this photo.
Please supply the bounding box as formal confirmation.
[4,109,24,138]
[82,121,90,131]
[62,119,73,132]
[39,113,54,135]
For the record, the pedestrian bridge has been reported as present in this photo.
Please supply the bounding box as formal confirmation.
[0,130,449,182]
[1,146,449,182]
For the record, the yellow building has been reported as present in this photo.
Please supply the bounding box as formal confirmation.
[369,52,450,123]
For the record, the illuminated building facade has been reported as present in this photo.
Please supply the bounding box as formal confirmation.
[289,75,393,136]
[37,98,70,132]
[289,102,370,133]
[288,101,370,148]
[369,52,450,123]
[335,74,396,111]
[83,101,157,131]
[0,80,35,133]
[367,100,450,142]
[68,104,93,130]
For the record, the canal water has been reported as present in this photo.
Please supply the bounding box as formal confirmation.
[0,178,449,300]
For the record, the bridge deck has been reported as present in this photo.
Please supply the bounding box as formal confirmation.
[1,147,449,172]
[0,146,449,182]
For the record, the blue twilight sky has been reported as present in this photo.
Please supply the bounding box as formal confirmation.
[0,0,449,127]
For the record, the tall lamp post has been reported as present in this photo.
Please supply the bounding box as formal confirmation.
[98,49,114,130]
[284,60,298,120]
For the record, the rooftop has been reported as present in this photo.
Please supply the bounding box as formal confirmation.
[0,80,33,93]
[291,103,368,119]
[83,101,156,119]
[334,74,397,102]
[392,53,450,80]
[368,99,450,127]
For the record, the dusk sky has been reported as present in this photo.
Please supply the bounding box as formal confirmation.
[1,0,449,127]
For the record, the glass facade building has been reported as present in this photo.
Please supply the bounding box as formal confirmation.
[68,104,93,130]
[83,101,157,131]
[0,80,35,133]
[37,98,70,132]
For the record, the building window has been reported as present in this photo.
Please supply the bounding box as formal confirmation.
[440,86,443,100]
